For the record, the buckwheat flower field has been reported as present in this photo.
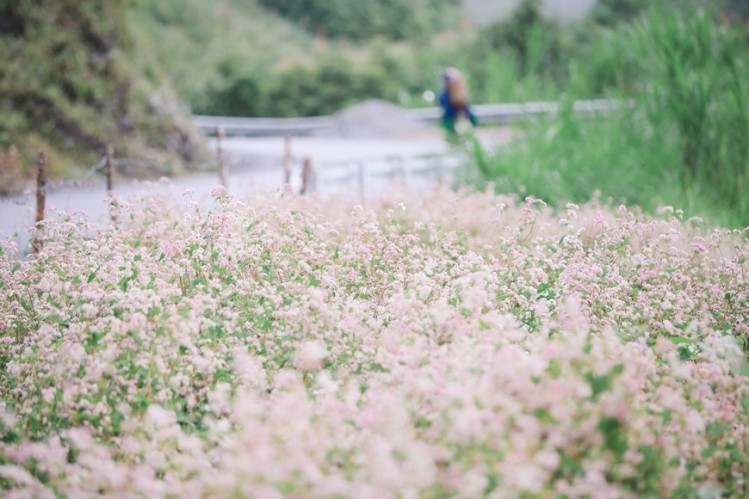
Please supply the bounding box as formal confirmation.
[1,186,747,497]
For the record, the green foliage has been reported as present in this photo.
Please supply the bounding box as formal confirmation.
[195,56,411,117]
[466,102,693,218]
[196,77,264,117]
[476,0,563,78]
[132,0,405,117]
[257,0,460,41]
[265,60,389,117]
[0,0,130,149]
[471,4,749,228]
[632,6,749,221]
[0,0,207,180]
[565,27,640,97]
[590,0,649,27]
[443,0,574,104]
[130,0,569,116]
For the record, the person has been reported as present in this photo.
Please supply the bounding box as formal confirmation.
[439,67,478,137]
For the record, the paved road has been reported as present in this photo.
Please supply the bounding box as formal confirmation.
[0,127,511,250]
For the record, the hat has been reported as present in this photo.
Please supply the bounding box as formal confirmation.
[443,67,462,81]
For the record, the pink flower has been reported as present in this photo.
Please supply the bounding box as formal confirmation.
[210,185,227,198]
[294,341,328,371]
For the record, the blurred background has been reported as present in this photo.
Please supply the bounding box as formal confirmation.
[1,0,748,226]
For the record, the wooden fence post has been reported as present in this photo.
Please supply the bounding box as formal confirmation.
[300,156,313,195]
[217,126,228,189]
[357,161,365,205]
[33,151,47,255]
[105,144,120,224]
[106,143,114,197]
[395,156,408,186]
[283,137,293,185]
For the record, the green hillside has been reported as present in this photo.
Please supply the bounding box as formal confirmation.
[0,0,211,193]
[0,0,461,191]
[128,0,463,118]
[127,0,318,113]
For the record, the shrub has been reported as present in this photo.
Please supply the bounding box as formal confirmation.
[257,0,460,41]
[196,58,399,117]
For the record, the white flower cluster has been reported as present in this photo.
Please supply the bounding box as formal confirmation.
[0,186,747,496]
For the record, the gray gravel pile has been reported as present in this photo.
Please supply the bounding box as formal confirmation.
[317,99,431,138]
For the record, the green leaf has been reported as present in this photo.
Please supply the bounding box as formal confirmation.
[661,409,672,424]
[484,473,498,495]
[598,416,628,456]
[533,407,558,424]
[666,335,694,345]
[677,345,696,361]
[556,450,585,477]
[178,304,192,318]
[588,375,611,399]
[546,359,562,378]
[587,363,625,399]
[87,331,105,348]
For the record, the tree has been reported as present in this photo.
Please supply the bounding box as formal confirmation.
[256,0,459,41]
[590,0,649,27]
[478,0,563,77]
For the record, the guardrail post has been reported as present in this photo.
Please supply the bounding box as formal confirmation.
[33,151,47,255]
[283,137,293,185]
[217,126,228,189]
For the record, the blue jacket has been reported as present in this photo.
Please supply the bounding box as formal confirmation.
[439,90,477,125]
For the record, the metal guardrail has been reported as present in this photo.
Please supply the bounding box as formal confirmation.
[193,115,335,137]
[193,99,622,137]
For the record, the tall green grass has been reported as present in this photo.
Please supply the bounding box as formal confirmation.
[633,8,749,222]
[471,6,749,228]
